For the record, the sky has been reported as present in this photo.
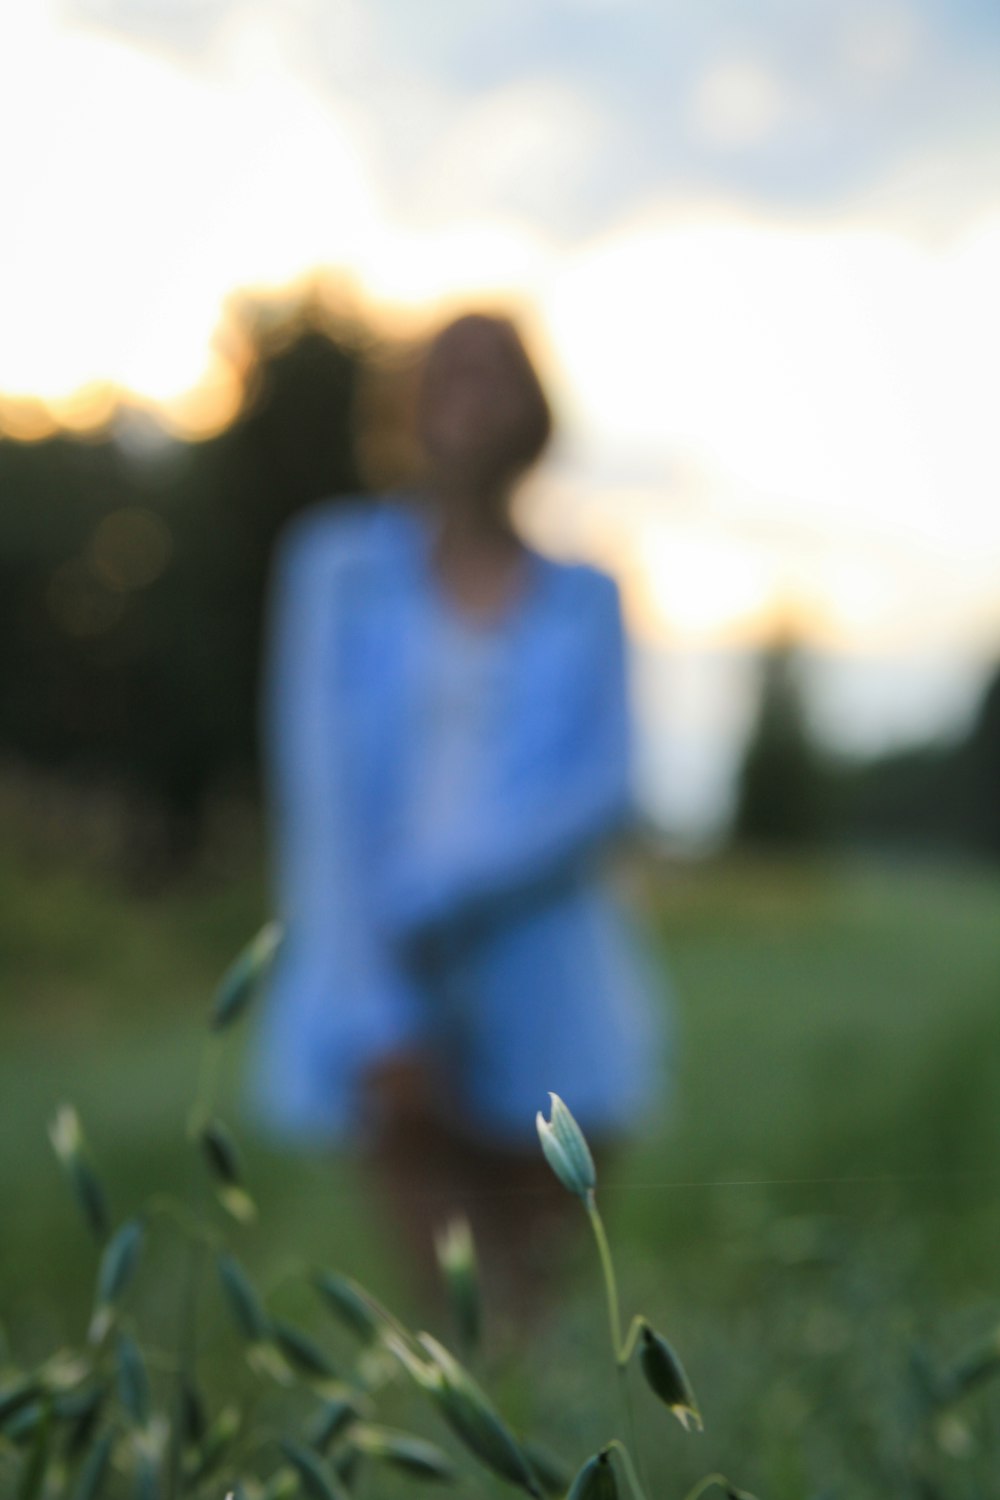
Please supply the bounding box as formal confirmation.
[4,0,1000,834]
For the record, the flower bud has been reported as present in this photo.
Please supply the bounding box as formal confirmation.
[260,1471,299,1500]
[216,1253,271,1346]
[312,1272,380,1345]
[49,1106,110,1244]
[566,1449,619,1500]
[637,1323,702,1432]
[62,1384,105,1458]
[272,1320,339,1382]
[535,1095,596,1200]
[179,1378,206,1447]
[307,1396,361,1454]
[0,1380,41,1431]
[73,1430,115,1500]
[210,922,283,1032]
[279,1439,347,1500]
[198,1119,243,1185]
[415,1334,540,1495]
[435,1216,480,1354]
[90,1218,145,1343]
[196,1119,257,1221]
[185,1404,241,1485]
[116,1334,151,1428]
[354,1424,457,1481]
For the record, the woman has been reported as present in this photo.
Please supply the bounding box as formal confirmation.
[251,313,666,1301]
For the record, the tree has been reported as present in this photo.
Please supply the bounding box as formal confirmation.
[0,289,383,879]
[732,638,829,850]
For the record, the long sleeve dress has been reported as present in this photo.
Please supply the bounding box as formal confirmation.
[248,495,668,1148]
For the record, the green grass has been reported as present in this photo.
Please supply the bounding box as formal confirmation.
[2,845,999,1495]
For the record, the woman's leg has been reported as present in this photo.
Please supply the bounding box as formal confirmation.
[365,1084,608,1336]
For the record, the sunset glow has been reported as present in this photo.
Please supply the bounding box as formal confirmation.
[4,2,1000,654]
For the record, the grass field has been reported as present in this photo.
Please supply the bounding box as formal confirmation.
[2,845,999,1496]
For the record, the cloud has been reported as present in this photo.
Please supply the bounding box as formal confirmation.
[537,206,1000,611]
[60,0,1000,234]
[687,58,792,151]
[0,5,380,402]
[400,78,615,233]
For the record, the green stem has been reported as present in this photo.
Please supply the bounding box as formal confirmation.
[586,1198,650,1500]
[145,1196,224,1250]
[585,1194,622,1363]
[165,1236,205,1500]
[619,1315,644,1367]
[189,1035,224,1135]
[680,1475,750,1500]
[606,1439,649,1500]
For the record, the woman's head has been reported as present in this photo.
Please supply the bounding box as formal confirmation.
[417,313,553,495]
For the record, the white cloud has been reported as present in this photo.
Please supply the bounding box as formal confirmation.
[0,7,381,402]
[541,207,1000,548]
[838,5,922,82]
[402,78,612,231]
[687,59,792,151]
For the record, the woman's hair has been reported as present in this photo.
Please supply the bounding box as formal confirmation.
[418,312,553,476]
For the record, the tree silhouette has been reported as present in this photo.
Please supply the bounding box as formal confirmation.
[732,638,828,850]
[0,291,381,879]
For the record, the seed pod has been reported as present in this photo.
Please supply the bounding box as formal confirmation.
[637,1324,702,1432]
[49,1107,111,1244]
[434,1218,480,1355]
[133,1446,158,1500]
[353,1425,456,1482]
[260,1469,299,1500]
[535,1095,596,1200]
[4,1401,42,1445]
[312,1273,380,1345]
[90,1220,145,1343]
[272,1320,338,1381]
[59,1384,105,1458]
[566,1449,618,1500]
[38,1350,91,1397]
[332,1443,362,1491]
[217,1254,271,1345]
[210,923,283,1032]
[70,1429,115,1500]
[0,1380,41,1432]
[222,1186,259,1225]
[199,1120,243,1186]
[18,1398,52,1500]
[115,1335,151,1429]
[179,1377,207,1447]
[307,1397,360,1454]
[184,1404,240,1485]
[416,1334,540,1496]
[279,1439,348,1500]
[246,1342,295,1386]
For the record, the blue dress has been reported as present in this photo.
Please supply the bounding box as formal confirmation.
[249,495,668,1148]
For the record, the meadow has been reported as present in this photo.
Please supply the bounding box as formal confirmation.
[2,842,999,1496]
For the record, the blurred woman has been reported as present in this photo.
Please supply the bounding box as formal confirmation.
[251,313,666,1306]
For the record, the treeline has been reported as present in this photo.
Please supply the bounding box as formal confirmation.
[733,642,1000,863]
[4,289,998,877]
[0,293,410,877]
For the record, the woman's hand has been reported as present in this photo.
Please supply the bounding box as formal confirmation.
[363,1050,437,1132]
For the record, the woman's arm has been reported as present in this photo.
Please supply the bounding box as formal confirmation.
[262,505,425,1068]
[379,568,635,940]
